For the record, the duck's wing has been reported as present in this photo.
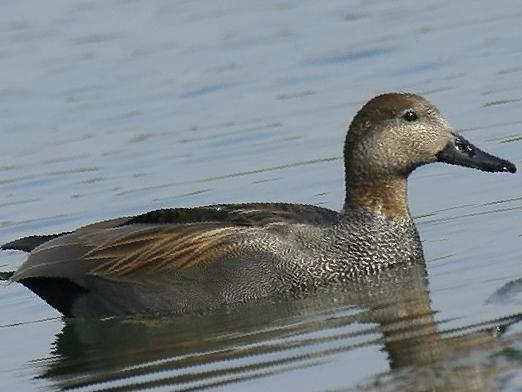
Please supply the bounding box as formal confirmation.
[9,203,338,283]
[11,222,240,283]
[2,203,335,252]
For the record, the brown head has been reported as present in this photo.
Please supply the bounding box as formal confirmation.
[343,93,516,220]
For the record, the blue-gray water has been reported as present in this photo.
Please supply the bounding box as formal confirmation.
[1,1,522,391]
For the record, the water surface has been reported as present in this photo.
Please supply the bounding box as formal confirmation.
[1,0,522,391]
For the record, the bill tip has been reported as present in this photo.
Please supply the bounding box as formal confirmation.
[504,163,517,173]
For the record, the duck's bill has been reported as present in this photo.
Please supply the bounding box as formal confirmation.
[437,133,516,173]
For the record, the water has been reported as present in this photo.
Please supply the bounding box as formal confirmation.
[1,0,521,390]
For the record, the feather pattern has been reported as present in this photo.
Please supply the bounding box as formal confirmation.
[85,225,239,277]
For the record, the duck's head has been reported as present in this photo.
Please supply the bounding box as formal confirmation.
[343,93,516,219]
[345,93,516,182]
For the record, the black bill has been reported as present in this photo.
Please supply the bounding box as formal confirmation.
[437,133,516,173]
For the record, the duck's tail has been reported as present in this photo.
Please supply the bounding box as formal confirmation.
[1,233,69,252]
[0,271,14,281]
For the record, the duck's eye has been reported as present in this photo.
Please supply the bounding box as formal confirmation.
[402,110,418,122]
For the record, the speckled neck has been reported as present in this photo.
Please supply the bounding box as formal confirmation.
[342,177,411,222]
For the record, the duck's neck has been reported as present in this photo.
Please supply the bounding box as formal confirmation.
[342,176,411,222]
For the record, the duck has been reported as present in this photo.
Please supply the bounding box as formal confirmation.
[0,93,516,318]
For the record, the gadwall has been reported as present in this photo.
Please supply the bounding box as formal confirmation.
[0,93,516,317]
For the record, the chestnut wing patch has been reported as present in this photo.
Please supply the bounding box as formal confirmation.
[84,224,241,279]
